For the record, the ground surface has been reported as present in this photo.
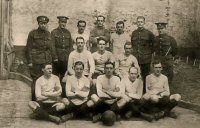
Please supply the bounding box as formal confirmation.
[172,60,200,105]
[0,80,200,128]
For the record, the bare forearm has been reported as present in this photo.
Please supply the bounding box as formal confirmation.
[75,90,89,98]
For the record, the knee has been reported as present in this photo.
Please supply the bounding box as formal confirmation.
[117,98,127,108]
[91,94,100,103]
[170,94,181,102]
[142,93,150,100]
[150,95,160,103]
[56,103,65,111]
[87,100,95,107]
[61,98,70,106]
[28,101,40,110]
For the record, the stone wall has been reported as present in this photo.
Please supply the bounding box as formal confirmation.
[8,0,200,78]
[11,0,200,47]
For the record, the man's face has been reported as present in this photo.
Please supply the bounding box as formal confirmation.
[129,67,138,81]
[59,21,67,29]
[38,22,47,30]
[124,44,132,55]
[116,23,124,34]
[74,64,84,78]
[98,40,106,51]
[137,18,145,28]
[97,16,105,27]
[78,22,86,33]
[157,28,167,35]
[105,64,114,77]
[153,63,162,76]
[76,38,85,51]
[43,64,52,77]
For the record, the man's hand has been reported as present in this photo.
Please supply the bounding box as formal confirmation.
[54,86,60,92]
[28,63,33,67]
[81,86,89,92]
[71,87,75,93]
[114,87,120,92]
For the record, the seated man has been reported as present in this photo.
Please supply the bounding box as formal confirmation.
[92,37,114,89]
[90,61,125,123]
[61,61,95,121]
[120,66,154,122]
[115,42,141,79]
[142,59,181,119]
[65,36,95,80]
[28,63,69,124]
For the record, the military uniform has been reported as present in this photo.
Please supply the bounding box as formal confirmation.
[51,16,73,79]
[26,16,53,100]
[131,28,155,93]
[154,22,178,84]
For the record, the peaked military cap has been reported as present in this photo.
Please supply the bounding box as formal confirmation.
[37,16,49,23]
[155,22,168,29]
[57,16,69,22]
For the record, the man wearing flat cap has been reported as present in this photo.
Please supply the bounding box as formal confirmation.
[51,16,73,97]
[154,22,178,85]
[89,15,111,53]
[26,16,53,101]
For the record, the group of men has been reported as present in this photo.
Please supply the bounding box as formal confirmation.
[26,15,181,125]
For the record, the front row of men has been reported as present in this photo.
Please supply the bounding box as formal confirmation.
[28,59,181,125]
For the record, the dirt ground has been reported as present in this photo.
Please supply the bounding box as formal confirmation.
[0,80,200,128]
[172,59,200,105]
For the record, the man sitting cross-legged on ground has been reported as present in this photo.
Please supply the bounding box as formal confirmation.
[61,61,95,122]
[119,66,154,122]
[92,37,114,94]
[141,59,181,120]
[28,63,69,124]
[90,61,126,123]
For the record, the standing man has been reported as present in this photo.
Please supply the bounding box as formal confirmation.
[51,16,73,97]
[89,15,111,53]
[154,22,178,85]
[26,16,53,101]
[110,21,130,58]
[72,20,90,50]
[51,16,73,80]
[131,16,155,93]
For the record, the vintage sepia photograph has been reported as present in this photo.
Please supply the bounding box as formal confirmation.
[0,0,200,127]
